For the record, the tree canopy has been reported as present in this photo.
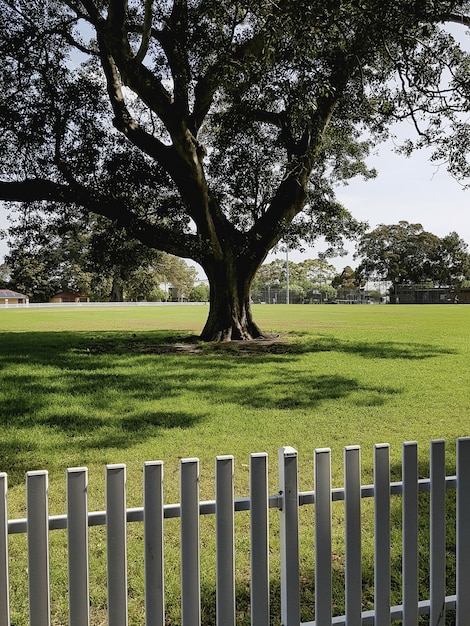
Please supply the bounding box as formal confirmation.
[1,1,470,338]
[355,221,470,285]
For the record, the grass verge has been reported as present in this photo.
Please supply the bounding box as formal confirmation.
[1,304,468,624]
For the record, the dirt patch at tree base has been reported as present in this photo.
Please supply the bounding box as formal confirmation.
[83,334,293,356]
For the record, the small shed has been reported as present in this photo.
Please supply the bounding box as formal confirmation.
[49,291,90,303]
[0,289,29,305]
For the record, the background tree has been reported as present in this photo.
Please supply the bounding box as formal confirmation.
[355,221,470,286]
[158,254,198,301]
[429,231,470,286]
[4,207,198,301]
[251,259,286,303]
[332,265,363,297]
[87,221,166,301]
[189,283,210,303]
[4,209,91,301]
[1,1,470,338]
[293,259,337,301]
[0,262,10,286]
[251,257,337,303]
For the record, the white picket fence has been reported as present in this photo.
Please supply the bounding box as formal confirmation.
[1,438,470,625]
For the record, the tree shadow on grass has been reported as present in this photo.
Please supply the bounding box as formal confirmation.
[0,329,440,423]
[0,327,456,357]
[0,329,452,484]
[190,371,401,411]
[100,332,455,360]
[0,411,202,488]
[275,333,457,360]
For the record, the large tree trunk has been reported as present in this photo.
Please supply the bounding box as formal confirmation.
[200,258,264,342]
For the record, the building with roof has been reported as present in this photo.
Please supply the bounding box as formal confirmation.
[49,291,90,303]
[0,289,29,305]
[392,285,470,304]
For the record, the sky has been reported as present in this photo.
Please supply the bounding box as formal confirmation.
[268,129,470,272]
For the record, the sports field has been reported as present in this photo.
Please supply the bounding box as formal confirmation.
[1,303,468,624]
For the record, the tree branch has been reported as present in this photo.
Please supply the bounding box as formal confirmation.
[80,0,174,131]
[134,0,154,62]
[189,32,267,133]
[96,31,175,166]
[71,0,104,26]
[248,95,339,257]
[0,179,200,258]
[443,12,470,28]
[106,0,129,51]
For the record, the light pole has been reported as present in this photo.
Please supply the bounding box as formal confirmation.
[273,279,280,304]
[285,247,290,304]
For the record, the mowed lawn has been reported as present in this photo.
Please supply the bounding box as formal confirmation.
[1,303,469,624]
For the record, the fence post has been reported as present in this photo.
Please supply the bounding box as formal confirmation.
[27,470,51,626]
[67,467,90,626]
[279,446,300,626]
[315,448,332,626]
[344,446,362,626]
[144,461,165,626]
[430,439,446,626]
[374,444,390,626]
[250,453,270,626]
[216,455,235,626]
[402,442,418,626]
[180,458,201,626]
[106,464,128,626]
[456,437,470,625]
[0,473,9,626]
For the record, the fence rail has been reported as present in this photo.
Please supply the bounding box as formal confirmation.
[1,438,469,625]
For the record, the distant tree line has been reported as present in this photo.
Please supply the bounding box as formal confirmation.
[252,222,470,302]
[0,211,206,302]
[251,258,338,303]
[2,219,469,303]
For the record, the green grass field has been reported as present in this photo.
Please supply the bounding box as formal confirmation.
[1,303,469,624]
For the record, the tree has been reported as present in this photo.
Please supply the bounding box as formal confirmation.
[161,255,197,300]
[189,283,210,302]
[4,208,161,300]
[251,257,337,302]
[355,221,470,286]
[251,258,298,303]
[251,259,288,301]
[292,259,337,300]
[0,262,10,286]
[430,231,470,286]
[332,265,361,289]
[87,220,166,301]
[4,209,92,301]
[5,207,198,301]
[1,1,470,338]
